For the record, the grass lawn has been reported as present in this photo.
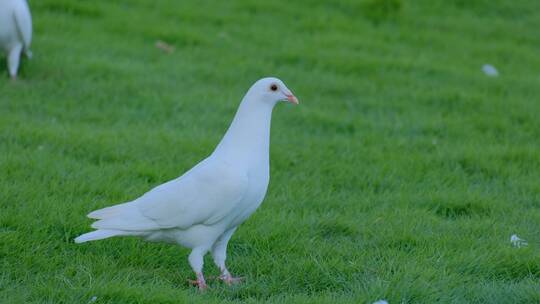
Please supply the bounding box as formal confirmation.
[2,0,540,303]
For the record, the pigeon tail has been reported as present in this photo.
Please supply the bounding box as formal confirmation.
[87,202,134,219]
[74,229,127,243]
[89,201,160,231]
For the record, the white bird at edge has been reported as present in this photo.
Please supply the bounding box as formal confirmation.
[0,0,32,79]
[75,77,299,290]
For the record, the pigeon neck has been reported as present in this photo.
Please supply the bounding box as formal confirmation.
[213,96,275,166]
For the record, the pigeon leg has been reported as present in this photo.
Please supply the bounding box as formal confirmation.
[7,44,22,79]
[188,247,209,290]
[211,228,243,285]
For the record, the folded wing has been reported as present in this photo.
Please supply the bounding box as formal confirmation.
[89,158,248,232]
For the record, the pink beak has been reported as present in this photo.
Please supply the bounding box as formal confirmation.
[286,94,299,105]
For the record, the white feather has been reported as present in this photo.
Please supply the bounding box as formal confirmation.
[75,230,132,243]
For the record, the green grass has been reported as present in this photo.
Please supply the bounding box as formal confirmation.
[2,0,540,303]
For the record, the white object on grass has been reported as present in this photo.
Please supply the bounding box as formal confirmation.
[373,300,389,304]
[75,77,299,290]
[155,40,174,54]
[0,0,32,79]
[510,234,528,248]
[482,64,498,77]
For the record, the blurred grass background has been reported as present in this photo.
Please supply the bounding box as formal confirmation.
[1,0,540,303]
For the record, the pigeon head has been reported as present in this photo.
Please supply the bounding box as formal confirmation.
[247,77,299,106]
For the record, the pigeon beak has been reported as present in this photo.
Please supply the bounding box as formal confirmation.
[286,94,299,105]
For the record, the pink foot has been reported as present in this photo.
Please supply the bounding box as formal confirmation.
[188,272,208,291]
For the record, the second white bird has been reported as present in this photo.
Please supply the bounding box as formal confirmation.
[0,0,32,79]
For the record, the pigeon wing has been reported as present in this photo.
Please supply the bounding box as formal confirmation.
[92,158,248,231]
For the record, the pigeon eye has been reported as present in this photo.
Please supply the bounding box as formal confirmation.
[270,84,278,92]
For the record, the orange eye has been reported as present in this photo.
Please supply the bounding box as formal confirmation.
[270,84,278,91]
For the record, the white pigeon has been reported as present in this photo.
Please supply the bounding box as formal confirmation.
[75,77,299,290]
[0,0,32,79]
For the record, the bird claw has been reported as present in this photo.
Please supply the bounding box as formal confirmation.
[187,278,208,291]
[187,273,208,291]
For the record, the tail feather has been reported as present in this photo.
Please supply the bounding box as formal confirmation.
[81,201,158,235]
[87,202,158,231]
[87,202,133,219]
[74,229,126,243]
